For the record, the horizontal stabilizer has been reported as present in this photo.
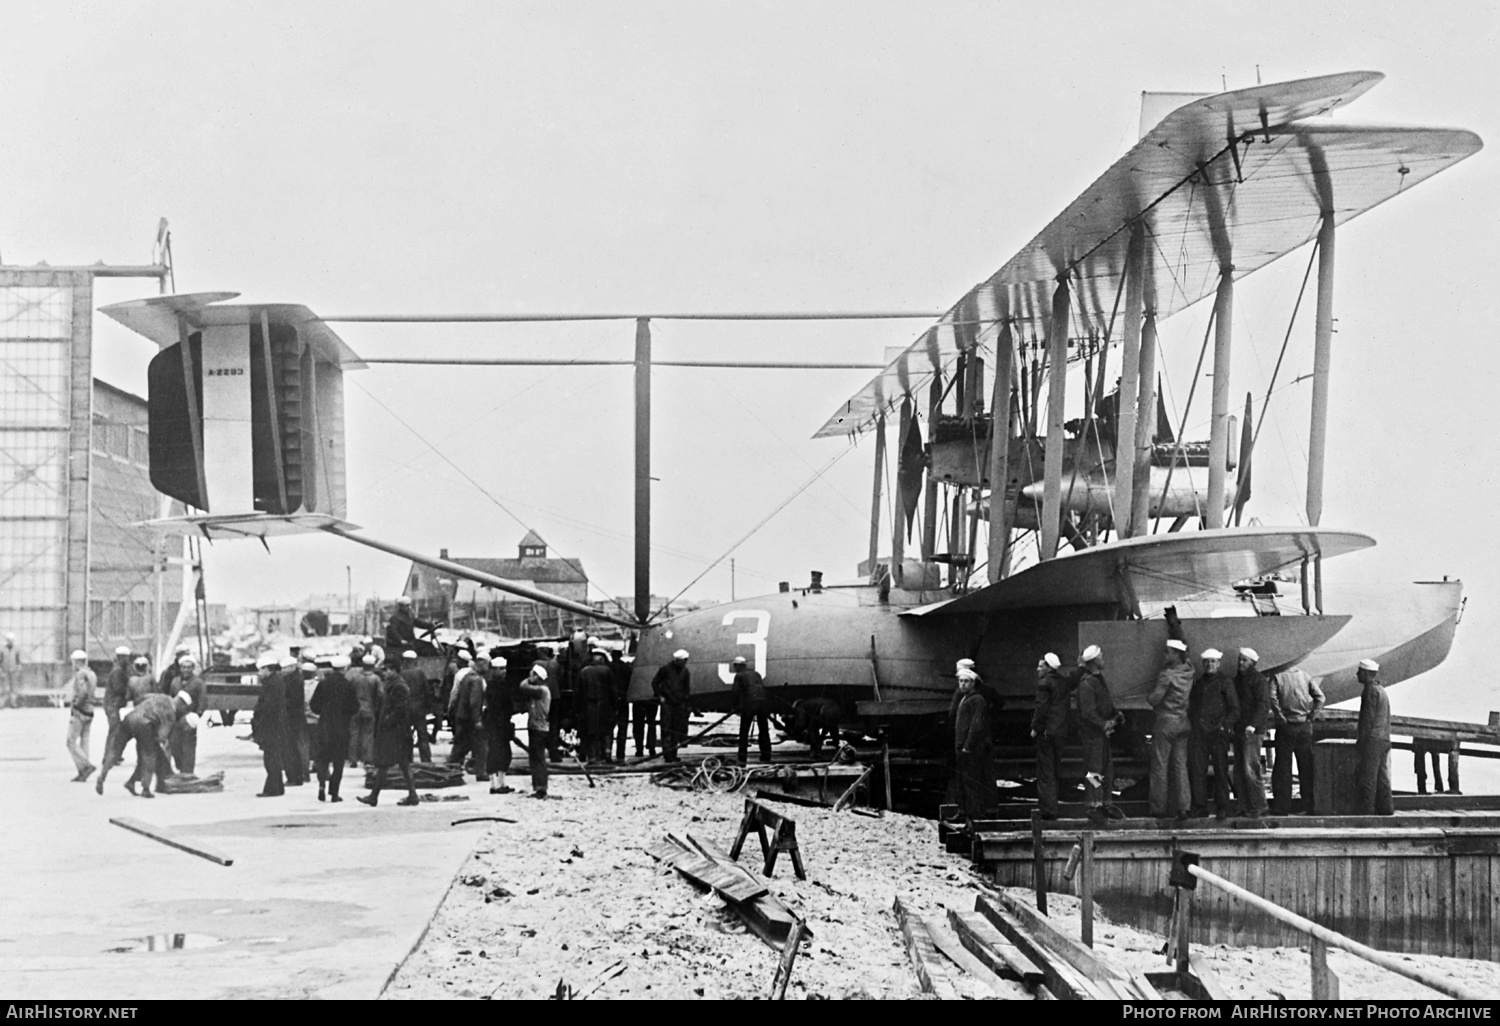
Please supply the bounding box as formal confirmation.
[901,526,1373,616]
[139,512,360,539]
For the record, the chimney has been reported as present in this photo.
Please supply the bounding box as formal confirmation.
[439,548,449,560]
[809,571,823,592]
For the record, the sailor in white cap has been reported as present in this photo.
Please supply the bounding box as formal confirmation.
[517,664,552,798]
[449,653,490,782]
[399,649,433,764]
[482,654,515,792]
[386,595,438,655]
[279,654,310,788]
[357,653,421,809]
[1190,648,1240,819]
[953,662,999,822]
[65,649,98,782]
[251,654,290,797]
[158,644,192,698]
[1030,653,1070,818]
[169,654,207,775]
[102,646,135,772]
[579,645,615,763]
[652,649,692,763]
[1355,658,1393,815]
[1075,645,1123,823]
[1232,648,1270,818]
[309,650,360,802]
[1147,637,1196,819]
[0,631,20,709]
[346,652,379,769]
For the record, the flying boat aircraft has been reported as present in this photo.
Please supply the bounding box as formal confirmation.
[107,71,1479,748]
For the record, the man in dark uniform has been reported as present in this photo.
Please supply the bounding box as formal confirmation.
[562,629,590,745]
[349,655,380,767]
[359,666,420,807]
[610,651,632,762]
[1233,648,1271,818]
[580,646,614,763]
[102,646,133,770]
[1188,648,1240,819]
[282,656,309,786]
[251,654,287,797]
[954,669,997,821]
[789,697,842,757]
[399,650,433,764]
[535,645,564,762]
[652,650,692,763]
[126,655,155,704]
[170,654,207,775]
[385,596,438,655]
[1030,653,1071,820]
[1269,665,1324,814]
[310,656,359,802]
[631,660,658,759]
[483,653,515,793]
[95,691,186,798]
[1147,639,1193,819]
[1075,645,1123,823]
[156,645,190,696]
[730,655,772,766]
[1355,659,1394,816]
[448,653,489,782]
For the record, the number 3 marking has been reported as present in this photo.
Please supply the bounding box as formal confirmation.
[718,610,770,684]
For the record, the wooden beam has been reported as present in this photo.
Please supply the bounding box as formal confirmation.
[893,895,961,999]
[109,816,233,866]
[974,894,1101,999]
[947,908,1044,987]
[994,890,1136,992]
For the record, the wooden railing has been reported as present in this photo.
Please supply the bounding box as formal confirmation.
[1168,850,1480,1000]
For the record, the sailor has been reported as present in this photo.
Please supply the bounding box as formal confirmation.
[252,654,288,797]
[730,655,772,766]
[1075,645,1122,823]
[1147,639,1193,820]
[126,655,154,704]
[448,653,489,781]
[652,650,692,763]
[580,645,614,763]
[348,654,380,768]
[563,628,590,736]
[954,668,998,821]
[517,665,552,799]
[282,656,309,786]
[1269,663,1325,814]
[1030,653,1071,820]
[309,655,359,802]
[170,654,207,775]
[65,650,98,783]
[1355,659,1394,816]
[399,651,433,764]
[789,697,842,757]
[358,663,420,808]
[1233,648,1271,818]
[483,653,515,793]
[102,646,133,771]
[1188,648,1240,819]
[631,653,659,759]
[1414,737,1454,796]
[158,644,191,695]
[95,691,187,798]
[385,596,438,655]
[0,632,21,708]
[610,650,632,762]
[533,645,565,762]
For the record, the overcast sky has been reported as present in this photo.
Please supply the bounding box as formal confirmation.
[2,1,1496,716]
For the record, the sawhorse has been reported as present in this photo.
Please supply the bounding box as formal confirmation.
[730,797,806,879]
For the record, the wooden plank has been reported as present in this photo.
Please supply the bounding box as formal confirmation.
[1454,855,1476,959]
[109,817,233,866]
[947,908,1045,987]
[1477,854,1494,962]
[923,915,1028,999]
[992,890,1135,991]
[1187,954,1231,1000]
[753,788,831,810]
[976,894,1108,999]
[893,895,961,1000]
[769,918,806,1000]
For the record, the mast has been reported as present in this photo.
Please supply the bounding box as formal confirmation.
[1205,271,1234,528]
[634,317,651,623]
[1039,280,1070,560]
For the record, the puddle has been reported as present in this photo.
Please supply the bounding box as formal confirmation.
[104,933,224,954]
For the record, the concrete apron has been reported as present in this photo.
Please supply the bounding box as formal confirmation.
[0,707,488,999]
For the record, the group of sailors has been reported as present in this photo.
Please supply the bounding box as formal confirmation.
[951,636,1393,824]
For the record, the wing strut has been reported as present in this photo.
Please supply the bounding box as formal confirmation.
[321,525,642,631]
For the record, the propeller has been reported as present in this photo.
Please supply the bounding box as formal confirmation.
[1232,392,1254,526]
[896,401,925,539]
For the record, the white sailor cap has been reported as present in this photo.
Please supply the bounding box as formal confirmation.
[732,655,747,665]
[532,665,549,681]
[673,649,689,660]
[457,650,473,663]
[179,654,198,666]
[1166,639,1188,652]
[956,658,976,671]
[114,646,132,656]
[492,657,507,668]
[301,662,317,673]
[402,650,418,660]
[1359,658,1380,672]
[1081,645,1102,663]
[330,655,350,669]
[1201,648,1223,660]
[175,690,193,706]
[133,656,150,667]
[175,644,191,654]
[361,654,376,665]
[70,649,88,661]
[255,652,279,668]
[1240,648,1260,663]
[280,655,299,668]
[397,596,412,605]
[587,636,601,647]
[957,669,978,682]
[1042,653,1061,670]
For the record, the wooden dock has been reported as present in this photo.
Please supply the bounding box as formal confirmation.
[972,811,1500,959]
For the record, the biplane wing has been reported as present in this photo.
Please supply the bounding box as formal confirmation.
[899,526,1373,616]
[815,71,1482,439]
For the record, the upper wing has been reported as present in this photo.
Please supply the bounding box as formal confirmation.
[815,71,1482,439]
[900,526,1373,616]
[100,293,368,370]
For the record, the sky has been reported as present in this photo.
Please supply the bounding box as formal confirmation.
[2,1,1497,724]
